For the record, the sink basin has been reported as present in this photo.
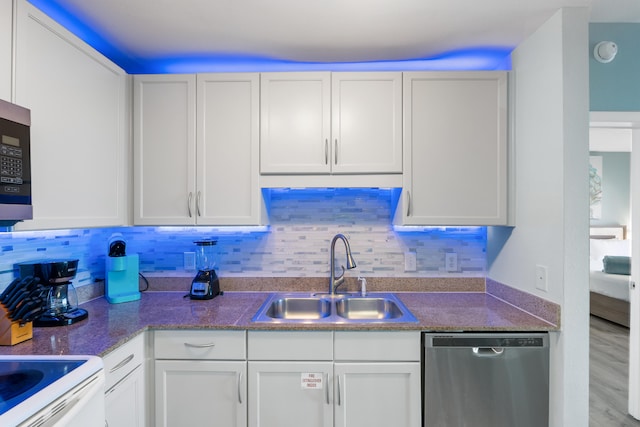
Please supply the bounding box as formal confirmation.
[252,292,418,324]
[335,297,403,320]
[265,297,331,320]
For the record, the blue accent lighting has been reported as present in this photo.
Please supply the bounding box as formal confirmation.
[27,0,512,73]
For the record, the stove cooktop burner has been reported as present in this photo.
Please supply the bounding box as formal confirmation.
[0,359,84,415]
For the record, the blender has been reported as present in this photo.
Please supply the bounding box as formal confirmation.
[189,240,220,300]
[17,259,88,326]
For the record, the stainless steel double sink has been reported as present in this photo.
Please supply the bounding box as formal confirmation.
[251,292,418,324]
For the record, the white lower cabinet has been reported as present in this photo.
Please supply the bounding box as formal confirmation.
[247,330,421,427]
[153,330,247,427]
[333,362,421,427]
[103,333,146,427]
[105,365,146,427]
[248,361,333,427]
[333,331,421,427]
[155,360,246,427]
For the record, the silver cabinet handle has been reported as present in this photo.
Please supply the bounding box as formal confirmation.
[325,139,328,165]
[188,192,193,217]
[237,371,243,404]
[324,372,329,405]
[109,354,134,373]
[196,191,202,217]
[183,342,216,348]
[406,191,411,217]
[334,139,338,165]
[337,375,342,406]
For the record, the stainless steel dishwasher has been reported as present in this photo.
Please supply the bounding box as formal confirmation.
[423,333,549,427]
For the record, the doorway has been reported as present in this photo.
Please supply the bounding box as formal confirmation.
[590,111,640,420]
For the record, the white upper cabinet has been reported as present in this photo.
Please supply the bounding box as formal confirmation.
[13,1,128,230]
[260,72,331,174]
[134,73,265,226]
[0,0,11,100]
[260,72,402,187]
[330,72,402,174]
[397,71,508,226]
[197,73,263,225]
[134,74,196,226]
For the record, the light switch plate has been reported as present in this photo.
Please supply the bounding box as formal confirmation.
[535,265,548,291]
[184,252,196,270]
[404,252,417,272]
[445,252,458,272]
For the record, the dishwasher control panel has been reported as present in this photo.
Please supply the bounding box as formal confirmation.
[429,335,545,348]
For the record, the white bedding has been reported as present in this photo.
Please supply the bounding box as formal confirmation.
[590,270,631,301]
[589,236,632,302]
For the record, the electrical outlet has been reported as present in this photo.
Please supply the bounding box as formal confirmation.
[184,252,196,270]
[445,252,458,272]
[536,265,548,291]
[404,251,417,272]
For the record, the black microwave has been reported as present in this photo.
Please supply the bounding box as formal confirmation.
[0,99,31,221]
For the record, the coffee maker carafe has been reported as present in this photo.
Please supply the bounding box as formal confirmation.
[18,259,88,327]
[189,240,220,300]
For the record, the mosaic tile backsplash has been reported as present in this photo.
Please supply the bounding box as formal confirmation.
[0,188,487,291]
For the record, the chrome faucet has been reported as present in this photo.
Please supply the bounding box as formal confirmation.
[329,234,357,295]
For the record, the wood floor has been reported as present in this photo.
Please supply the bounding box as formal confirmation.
[590,315,640,426]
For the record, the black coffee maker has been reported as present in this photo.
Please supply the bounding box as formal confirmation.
[189,240,220,300]
[18,259,88,326]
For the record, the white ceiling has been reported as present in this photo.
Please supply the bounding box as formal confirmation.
[28,0,640,70]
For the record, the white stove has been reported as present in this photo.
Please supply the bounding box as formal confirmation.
[0,355,104,427]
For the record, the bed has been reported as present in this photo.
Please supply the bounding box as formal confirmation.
[589,226,632,327]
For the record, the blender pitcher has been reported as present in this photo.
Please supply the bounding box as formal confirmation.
[189,240,220,300]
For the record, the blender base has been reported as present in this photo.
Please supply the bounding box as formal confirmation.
[33,308,88,327]
[189,270,220,300]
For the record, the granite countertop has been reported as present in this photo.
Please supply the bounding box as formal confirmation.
[0,289,558,357]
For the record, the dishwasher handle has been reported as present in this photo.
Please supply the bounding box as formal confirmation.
[472,347,505,357]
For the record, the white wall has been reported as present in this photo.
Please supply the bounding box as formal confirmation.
[487,8,590,427]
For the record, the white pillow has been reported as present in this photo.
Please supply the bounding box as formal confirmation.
[590,238,631,271]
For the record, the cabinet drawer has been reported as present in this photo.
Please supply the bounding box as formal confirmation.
[334,331,421,361]
[248,331,333,360]
[103,332,145,391]
[155,330,246,360]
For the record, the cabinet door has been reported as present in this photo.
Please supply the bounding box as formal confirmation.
[401,71,507,225]
[14,1,128,230]
[331,72,402,174]
[260,72,331,174]
[334,362,421,427]
[197,73,263,225]
[0,0,11,100]
[133,74,196,225]
[248,361,332,427]
[155,360,246,427]
[105,365,145,427]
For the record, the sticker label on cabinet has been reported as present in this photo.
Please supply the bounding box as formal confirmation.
[301,373,323,389]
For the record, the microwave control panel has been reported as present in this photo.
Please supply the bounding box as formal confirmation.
[0,124,30,200]
[1,136,24,187]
